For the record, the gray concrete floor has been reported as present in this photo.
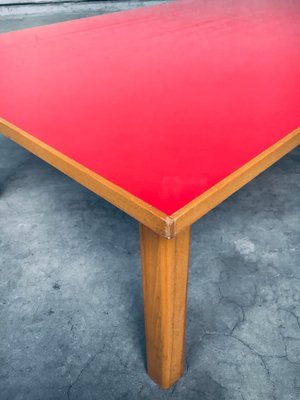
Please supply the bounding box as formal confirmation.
[0,1,166,32]
[1,7,300,400]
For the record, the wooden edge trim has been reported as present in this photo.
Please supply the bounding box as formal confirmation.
[0,118,174,238]
[171,127,300,234]
[1,118,299,239]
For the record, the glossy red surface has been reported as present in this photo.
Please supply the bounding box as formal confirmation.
[0,0,299,215]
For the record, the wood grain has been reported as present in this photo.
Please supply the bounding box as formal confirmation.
[140,224,190,388]
[172,127,300,234]
[0,118,173,237]
[1,118,299,239]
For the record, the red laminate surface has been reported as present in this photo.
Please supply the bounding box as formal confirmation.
[0,0,299,215]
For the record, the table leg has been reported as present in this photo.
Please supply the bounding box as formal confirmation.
[139,224,191,389]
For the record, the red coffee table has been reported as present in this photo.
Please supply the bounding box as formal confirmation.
[1,0,299,389]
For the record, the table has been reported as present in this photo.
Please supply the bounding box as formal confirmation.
[0,0,299,389]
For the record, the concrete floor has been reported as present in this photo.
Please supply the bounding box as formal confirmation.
[1,7,300,400]
[0,1,166,33]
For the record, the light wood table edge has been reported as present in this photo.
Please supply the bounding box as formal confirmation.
[1,119,299,239]
[171,127,300,234]
[0,118,174,238]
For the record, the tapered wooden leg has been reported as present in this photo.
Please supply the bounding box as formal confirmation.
[140,224,191,389]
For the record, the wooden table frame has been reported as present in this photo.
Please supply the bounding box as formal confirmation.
[1,117,300,388]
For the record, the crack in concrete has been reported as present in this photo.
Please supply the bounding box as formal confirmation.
[66,343,106,399]
[66,328,117,399]
[203,331,277,399]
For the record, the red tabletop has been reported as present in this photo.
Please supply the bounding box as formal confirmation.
[0,0,299,215]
